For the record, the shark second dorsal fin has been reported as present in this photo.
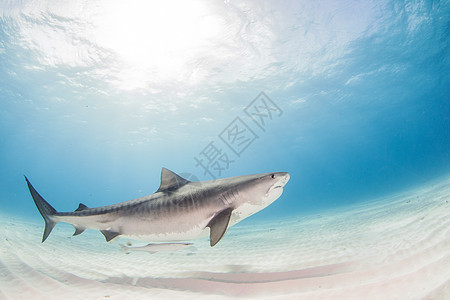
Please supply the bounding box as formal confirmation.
[75,203,89,212]
[157,168,190,192]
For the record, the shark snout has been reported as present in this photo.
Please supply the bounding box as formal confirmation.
[272,172,290,188]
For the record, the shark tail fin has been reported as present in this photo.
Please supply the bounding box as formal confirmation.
[24,176,58,243]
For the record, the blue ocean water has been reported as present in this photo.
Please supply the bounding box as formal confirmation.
[0,0,449,225]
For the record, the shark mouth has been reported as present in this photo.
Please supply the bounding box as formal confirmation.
[268,184,284,194]
[273,177,289,190]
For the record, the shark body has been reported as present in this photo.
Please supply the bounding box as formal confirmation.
[26,168,290,246]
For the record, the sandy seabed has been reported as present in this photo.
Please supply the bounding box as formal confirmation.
[1,178,449,299]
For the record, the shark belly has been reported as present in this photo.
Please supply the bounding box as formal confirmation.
[117,211,213,242]
[122,225,210,242]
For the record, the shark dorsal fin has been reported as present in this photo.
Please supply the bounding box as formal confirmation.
[157,168,190,192]
[75,203,89,212]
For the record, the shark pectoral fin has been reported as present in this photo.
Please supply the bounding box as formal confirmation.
[207,208,233,247]
[100,230,120,242]
[72,225,86,236]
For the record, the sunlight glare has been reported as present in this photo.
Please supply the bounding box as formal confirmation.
[93,0,224,89]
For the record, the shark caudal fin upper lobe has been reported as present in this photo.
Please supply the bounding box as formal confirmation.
[24,176,57,243]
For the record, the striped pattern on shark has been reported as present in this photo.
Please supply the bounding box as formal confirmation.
[25,168,290,247]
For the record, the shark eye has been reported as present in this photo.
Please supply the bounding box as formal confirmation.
[271,174,275,179]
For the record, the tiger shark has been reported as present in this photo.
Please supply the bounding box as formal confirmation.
[25,168,290,247]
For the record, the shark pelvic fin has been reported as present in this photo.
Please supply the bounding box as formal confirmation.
[75,203,89,212]
[101,230,120,242]
[207,208,233,247]
[157,168,190,192]
[72,226,86,236]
